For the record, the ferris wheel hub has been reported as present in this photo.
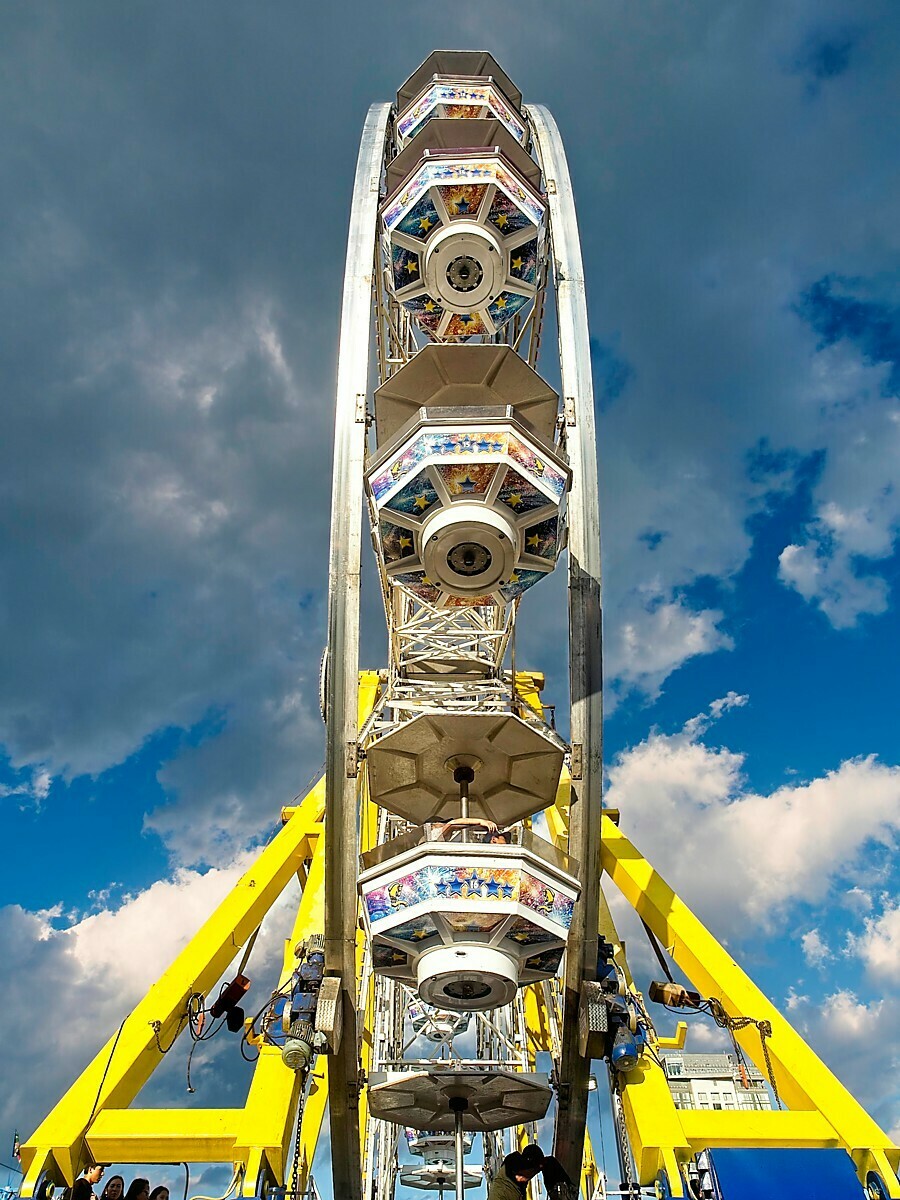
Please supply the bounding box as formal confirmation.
[417,943,518,1010]
[424,220,504,313]
[421,500,517,596]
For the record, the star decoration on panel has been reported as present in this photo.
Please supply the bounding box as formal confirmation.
[381,151,547,341]
[366,406,570,610]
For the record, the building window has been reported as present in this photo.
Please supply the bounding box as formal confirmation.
[667,1060,683,1077]
[724,1094,735,1109]
[698,1093,709,1108]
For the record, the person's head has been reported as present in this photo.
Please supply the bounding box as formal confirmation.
[489,829,510,844]
[100,1176,124,1200]
[516,1145,544,1179]
[148,1187,168,1200]
[124,1179,149,1200]
[85,1166,106,1186]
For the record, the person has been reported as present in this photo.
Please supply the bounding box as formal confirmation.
[123,1180,149,1200]
[487,1150,540,1200]
[148,1187,169,1200]
[99,1177,125,1200]
[433,816,500,841]
[71,1165,106,1200]
[488,1145,575,1200]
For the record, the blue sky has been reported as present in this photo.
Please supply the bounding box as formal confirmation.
[1,0,899,1191]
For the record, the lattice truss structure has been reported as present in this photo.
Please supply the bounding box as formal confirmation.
[19,50,900,1200]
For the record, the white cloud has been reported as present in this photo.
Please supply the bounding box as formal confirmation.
[1,856,300,1140]
[778,372,900,627]
[848,900,900,984]
[800,928,832,968]
[789,989,900,1136]
[608,595,734,703]
[605,697,900,932]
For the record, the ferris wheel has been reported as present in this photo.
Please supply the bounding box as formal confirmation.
[322,49,603,1200]
[18,49,900,1200]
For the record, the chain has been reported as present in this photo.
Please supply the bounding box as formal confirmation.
[149,1014,187,1055]
[708,998,782,1109]
[611,1074,639,1197]
[288,1082,304,1200]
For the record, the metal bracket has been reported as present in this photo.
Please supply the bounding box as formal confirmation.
[315,976,343,1054]
[564,395,577,426]
[355,392,367,423]
[570,742,583,780]
[346,742,361,778]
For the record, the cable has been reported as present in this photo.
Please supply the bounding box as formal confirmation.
[640,918,675,984]
[77,1013,128,1168]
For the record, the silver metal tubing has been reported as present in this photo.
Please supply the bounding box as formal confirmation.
[324,99,391,1200]
[527,103,604,1182]
[453,1102,466,1200]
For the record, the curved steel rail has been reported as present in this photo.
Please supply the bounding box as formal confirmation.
[527,103,605,1182]
[324,100,392,1200]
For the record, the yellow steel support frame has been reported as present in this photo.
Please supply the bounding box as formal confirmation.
[533,675,898,1198]
[601,814,900,1197]
[20,674,381,1199]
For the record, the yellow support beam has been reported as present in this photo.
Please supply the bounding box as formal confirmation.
[678,1110,838,1150]
[86,1111,241,1164]
[21,676,382,1199]
[601,814,900,1195]
[236,814,326,1196]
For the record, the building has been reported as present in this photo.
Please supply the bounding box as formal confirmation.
[661,1052,772,1111]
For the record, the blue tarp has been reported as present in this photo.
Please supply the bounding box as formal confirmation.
[709,1148,865,1198]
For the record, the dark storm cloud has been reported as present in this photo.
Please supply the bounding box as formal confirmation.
[796,275,900,391]
[792,27,859,83]
[1,0,900,855]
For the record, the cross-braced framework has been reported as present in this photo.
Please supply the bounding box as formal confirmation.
[18,49,900,1200]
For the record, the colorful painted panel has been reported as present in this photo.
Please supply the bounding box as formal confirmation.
[443,103,483,120]
[524,947,564,974]
[497,468,553,515]
[403,293,444,334]
[373,944,409,969]
[392,571,441,604]
[396,83,527,145]
[444,594,496,608]
[506,917,559,947]
[379,519,416,564]
[524,516,559,560]
[487,190,534,236]
[384,157,542,231]
[508,436,567,498]
[383,178,430,229]
[384,476,440,516]
[388,915,439,943]
[396,194,442,241]
[437,184,488,218]
[370,428,515,502]
[509,237,539,286]
[487,90,526,141]
[443,312,486,338]
[365,864,523,922]
[442,912,506,934]
[436,865,519,901]
[435,462,497,496]
[494,167,544,226]
[434,429,507,456]
[392,244,422,292]
[487,290,531,330]
[499,569,547,602]
[519,872,575,927]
